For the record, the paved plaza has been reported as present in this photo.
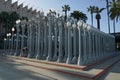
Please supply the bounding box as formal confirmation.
[0,53,120,80]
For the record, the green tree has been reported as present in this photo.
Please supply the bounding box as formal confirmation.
[70,10,88,22]
[109,0,120,21]
[62,5,70,21]
[0,11,20,33]
[9,11,20,28]
[87,6,96,26]
[94,7,105,30]
[0,12,9,28]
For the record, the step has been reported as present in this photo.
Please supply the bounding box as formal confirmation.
[6,54,117,71]
[3,55,120,80]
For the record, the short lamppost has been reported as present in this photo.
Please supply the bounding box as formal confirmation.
[8,33,11,55]
[4,38,7,55]
[11,27,15,55]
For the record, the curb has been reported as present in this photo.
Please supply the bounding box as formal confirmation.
[8,54,116,71]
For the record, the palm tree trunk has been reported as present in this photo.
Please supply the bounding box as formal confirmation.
[106,0,110,33]
[113,19,115,33]
[65,11,67,21]
[91,13,93,27]
[97,19,100,30]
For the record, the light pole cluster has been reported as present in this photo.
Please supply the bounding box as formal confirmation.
[4,10,115,66]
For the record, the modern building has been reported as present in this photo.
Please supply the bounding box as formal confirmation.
[0,0,39,19]
[0,0,39,48]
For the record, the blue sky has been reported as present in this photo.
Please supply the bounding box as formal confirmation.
[12,0,120,33]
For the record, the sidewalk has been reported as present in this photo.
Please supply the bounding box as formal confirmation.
[1,54,119,80]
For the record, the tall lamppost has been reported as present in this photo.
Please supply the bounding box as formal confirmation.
[11,27,15,55]
[36,13,41,59]
[77,21,83,65]
[66,21,72,64]
[57,18,63,62]
[47,10,52,61]
[72,21,77,64]
[15,19,21,56]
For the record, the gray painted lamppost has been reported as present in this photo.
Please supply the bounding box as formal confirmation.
[82,23,88,64]
[66,21,72,64]
[43,16,48,59]
[47,10,52,61]
[72,21,77,64]
[57,18,63,62]
[8,33,11,55]
[4,38,7,55]
[27,20,32,58]
[86,25,92,63]
[77,21,83,65]
[15,19,21,56]
[6,33,9,55]
[35,14,41,59]
[11,27,15,55]
[20,20,26,56]
[53,17,58,61]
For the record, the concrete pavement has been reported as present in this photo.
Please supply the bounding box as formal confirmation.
[0,54,120,80]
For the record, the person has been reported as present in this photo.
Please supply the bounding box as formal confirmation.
[22,47,28,57]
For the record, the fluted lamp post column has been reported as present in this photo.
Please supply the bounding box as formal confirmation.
[77,21,83,65]
[47,11,52,61]
[15,19,21,56]
[4,38,7,55]
[20,20,26,56]
[72,22,77,64]
[57,19,63,62]
[8,33,11,55]
[6,33,9,55]
[66,21,72,64]
[11,27,15,55]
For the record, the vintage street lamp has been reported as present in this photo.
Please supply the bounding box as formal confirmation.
[15,19,21,56]
[77,21,83,65]
[8,33,11,55]
[66,21,72,64]
[4,38,7,55]
[11,27,15,55]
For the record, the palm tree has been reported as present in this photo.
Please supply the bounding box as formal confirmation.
[109,0,120,21]
[70,10,88,22]
[94,7,105,30]
[106,0,111,33]
[62,5,70,21]
[87,6,96,26]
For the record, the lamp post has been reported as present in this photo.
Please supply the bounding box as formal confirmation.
[77,21,83,65]
[36,13,41,59]
[15,19,21,56]
[20,19,26,56]
[46,11,52,61]
[72,21,77,64]
[8,33,11,55]
[11,27,15,55]
[4,38,7,55]
[66,21,72,64]
[6,33,9,55]
[57,18,63,62]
